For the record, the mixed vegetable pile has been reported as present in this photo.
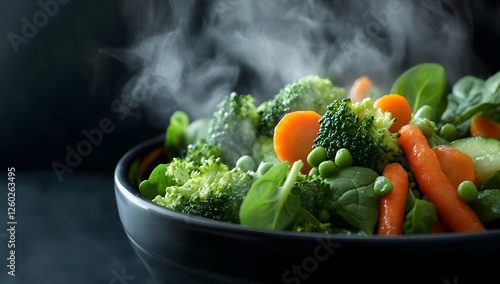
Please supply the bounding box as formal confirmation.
[137,63,500,236]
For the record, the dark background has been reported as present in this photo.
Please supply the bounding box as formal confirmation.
[0,1,499,283]
[1,0,500,174]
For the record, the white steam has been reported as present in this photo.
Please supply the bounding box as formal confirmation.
[114,0,483,128]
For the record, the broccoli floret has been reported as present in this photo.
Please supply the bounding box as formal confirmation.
[292,174,335,221]
[252,135,280,164]
[185,138,223,166]
[257,75,346,136]
[153,156,257,224]
[313,97,403,174]
[206,92,260,167]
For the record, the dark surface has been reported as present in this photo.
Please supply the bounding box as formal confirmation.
[0,170,155,284]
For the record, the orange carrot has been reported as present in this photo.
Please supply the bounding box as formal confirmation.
[374,94,412,133]
[348,76,373,103]
[431,216,451,233]
[398,124,486,233]
[469,116,500,139]
[273,111,322,174]
[432,144,476,189]
[377,162,409,235]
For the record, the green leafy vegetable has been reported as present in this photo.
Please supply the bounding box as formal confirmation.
[391,63,448,118]
[481,170,500,190]
[470,189,500,224]
[324,166,380,235]
[139,163,173,199]
[403,198,438,234]
[164,110,190,157]
[440,71,500,136]
[239,160,303,230]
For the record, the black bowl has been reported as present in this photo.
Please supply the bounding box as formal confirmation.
[115,134,500,284]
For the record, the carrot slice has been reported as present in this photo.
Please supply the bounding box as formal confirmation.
[398,124,486,233]
[469,116,500,139]
[377,162,409,235]
[374,94,412,133]
[273,111,322,174]
[348,76,373,103]
[432,144,476,189]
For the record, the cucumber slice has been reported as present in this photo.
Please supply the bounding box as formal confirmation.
[450,137,500,186]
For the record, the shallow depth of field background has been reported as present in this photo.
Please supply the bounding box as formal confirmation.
[0,0,499,283]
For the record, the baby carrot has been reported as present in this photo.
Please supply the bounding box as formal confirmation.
[398,124,486,233]
[274,111,322,174]
[348,76,373,103]
[377,162,409,235]
[432,144,476,189]
[469,116,500,139]
[374,94,412,133]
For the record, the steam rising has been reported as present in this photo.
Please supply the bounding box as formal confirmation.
[115,0,482,128]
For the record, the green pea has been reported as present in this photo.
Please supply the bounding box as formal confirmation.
[457,180,478,202]
[334,148,353,168]
[439,123,459,142]
[257,161,274,175]
[318,160,338,178]
[411,117,436,139]
[413,105,436,121]
[317,209,331,222]
[236,155,255,172]
[308,167,319,177]
[307,146,327,168]
[373,176,394,197]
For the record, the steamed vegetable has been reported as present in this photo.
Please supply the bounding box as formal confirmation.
[136,64,500,236]
[398,124,486,233]
[451,136,500,187]
[239,160,303,230]
[313,97,403,174]
[257,75,345,136]
[469,116,500,139]
[391,63,448,118]
[377,163,409,235]
[206,92,260,167]
[152,156,257,224]
[348,76,373,103]
[373,94,412,133]
[273,110,322,174]
[440,70,500,137]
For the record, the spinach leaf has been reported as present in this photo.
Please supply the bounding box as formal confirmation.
[481,170,500,191]
[391,63,448,118]
[470,189,500,224]
[239,161,303,230]
[164,110,190,157]
[325,166,380,235]
[440,71,500,135]
[403,198,437,234]
[139,163,171,199]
